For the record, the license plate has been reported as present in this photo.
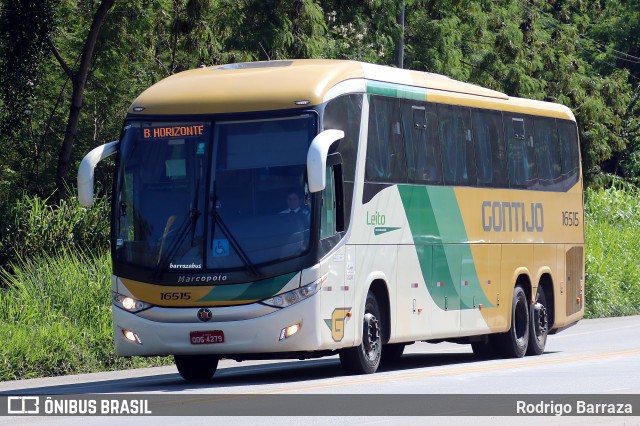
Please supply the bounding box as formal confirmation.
[190,330,224,345]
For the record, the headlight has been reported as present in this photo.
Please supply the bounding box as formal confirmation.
[262,275,326,308]
[113,292,152,313]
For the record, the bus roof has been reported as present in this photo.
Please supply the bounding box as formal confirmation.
[128,59,575,121]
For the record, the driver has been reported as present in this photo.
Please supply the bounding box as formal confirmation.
[280,191,309,216]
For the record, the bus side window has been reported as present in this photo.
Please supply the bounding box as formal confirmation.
[402,100,442,184]
[437,104,476,186]
[557,119,580,190]
[320,165,337,239]
[323,94,363,231]
[533,116,562,188]
[365,95,407,184]
[471,109,507,187]
[505,115,537,189]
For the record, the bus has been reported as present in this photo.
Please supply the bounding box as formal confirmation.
[78,59,584,381]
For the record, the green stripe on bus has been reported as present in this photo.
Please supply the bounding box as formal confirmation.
[196,272,297,303]
[366,81,427,101]
[398,185,493,310]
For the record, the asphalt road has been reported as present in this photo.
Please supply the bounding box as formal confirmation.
[1,316,639,424]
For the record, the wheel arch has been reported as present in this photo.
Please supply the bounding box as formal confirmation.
[368,279,391,345]
[537,273,555,330]
[511,269,533,304]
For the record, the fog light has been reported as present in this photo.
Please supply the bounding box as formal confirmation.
[122,329,142,344]
[279,323,301,341]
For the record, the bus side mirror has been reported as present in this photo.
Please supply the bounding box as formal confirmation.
[306,129,344,193]
[78,140,119,207]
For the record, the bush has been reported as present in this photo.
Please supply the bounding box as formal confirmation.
[584,185,640,318]
[0,194,110,268]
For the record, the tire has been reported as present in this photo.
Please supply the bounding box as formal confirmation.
[494,285,529,358]
[471,338,497,359]
[527,286,549,356]
[381,343,405,365]
[174,354,219,382]
[339,291,383,374]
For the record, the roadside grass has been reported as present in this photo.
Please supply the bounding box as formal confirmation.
[0,250,170,381]
[584,185,640,318]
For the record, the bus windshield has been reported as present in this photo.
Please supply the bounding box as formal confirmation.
[114,115,316,275]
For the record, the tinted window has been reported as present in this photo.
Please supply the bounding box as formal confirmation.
[471,109,508,187]
[320,165,337,239]
[324,94,362,184]
[558,119,580,186]
[505,115,537,188]
[402,101,442,184]
[365,96,407,183]
[438,104,476,186]
[533,117,562,186]
[324,94,363,230]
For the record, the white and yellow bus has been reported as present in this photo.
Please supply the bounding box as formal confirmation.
[78,60,584,381]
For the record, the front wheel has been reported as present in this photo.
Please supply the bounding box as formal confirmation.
[339,292,382,374]
[174,354,219,382]
[527,286,549,356]
[494,285,529,358]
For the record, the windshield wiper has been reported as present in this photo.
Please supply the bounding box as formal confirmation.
[210,181,260,277]
[154,179,201,278]
[154,207,200,279]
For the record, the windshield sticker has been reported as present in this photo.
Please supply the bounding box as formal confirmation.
[212,239,230,257]
[196,142,205,155]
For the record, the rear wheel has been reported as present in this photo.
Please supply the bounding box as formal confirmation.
[339,291,382,374]
[174,354,219,382]
[527,286,549,356]
[494,285,529,358]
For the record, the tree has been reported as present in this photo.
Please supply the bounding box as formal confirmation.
[0,0,56,195]
[52,0,115,196]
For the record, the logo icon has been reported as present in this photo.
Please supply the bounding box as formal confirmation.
[324,308,352,342]
[7,396,40,414]
[197,308,213,322]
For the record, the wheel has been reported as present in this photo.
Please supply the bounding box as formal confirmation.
[494,285,529,358]
[339,291,383,374]
[381,343,405,365]
[527,286,549,356]
[174,354,219,381]
[471,338,497,359]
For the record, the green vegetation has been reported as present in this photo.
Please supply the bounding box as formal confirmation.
[0,194,110,267]
[0,196,170,381]
[584,185,640,318]
[0,0,639,200]
[0,250,170,381]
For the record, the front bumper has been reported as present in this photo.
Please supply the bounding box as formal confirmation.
[113,295,324,356]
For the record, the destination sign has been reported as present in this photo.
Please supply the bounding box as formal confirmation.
[143,125,204,139]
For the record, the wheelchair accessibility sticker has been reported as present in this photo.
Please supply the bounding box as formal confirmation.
[212,239,229,257]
